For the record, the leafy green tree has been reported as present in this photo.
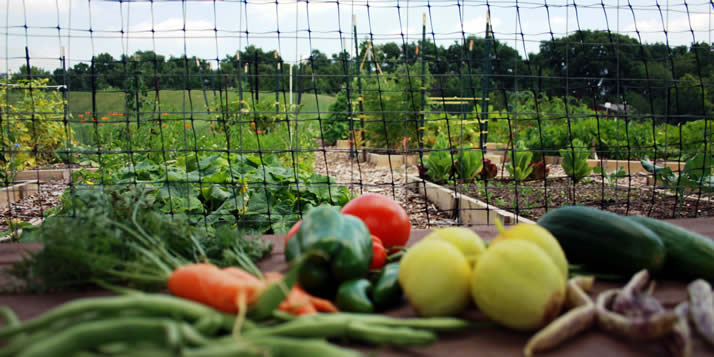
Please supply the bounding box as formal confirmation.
[361,62,432,150]
[11,65,54,83]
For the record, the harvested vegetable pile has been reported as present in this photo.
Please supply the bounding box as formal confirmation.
[7,186,272,293]
[3,190,714,357]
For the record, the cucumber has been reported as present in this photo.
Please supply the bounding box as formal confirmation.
[627,215,714,281]
[537,206,666,276]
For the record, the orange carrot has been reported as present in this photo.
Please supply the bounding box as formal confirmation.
[264,272,339,315]
[307,293,340,313]
[167,263,264,313]
[222,267,264,285]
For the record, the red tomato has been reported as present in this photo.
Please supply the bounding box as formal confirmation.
[284,220,302,246]
[369,235,387,270]
[341,193,411,250]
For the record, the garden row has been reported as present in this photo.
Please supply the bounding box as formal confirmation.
[325,90,713,163]
[4,192,714,356]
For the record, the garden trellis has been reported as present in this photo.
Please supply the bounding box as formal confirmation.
[1,0,713,236]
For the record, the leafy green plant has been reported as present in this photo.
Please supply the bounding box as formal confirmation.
[0,143,25,187]
[361,63,432,150]
[323,89,354,145]
[0,78,73,180]
[505,141,534,181]
[642,153,714,217]
[423,114,480,149]
[593,166,627,186]
[642,153,714,192]
[455,146,483,183]
[12,186,273,292]
[70,150,351,235]
[424,134,453,184]
[560,139,592,183]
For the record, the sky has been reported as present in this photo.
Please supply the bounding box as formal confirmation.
[1,0,712,74]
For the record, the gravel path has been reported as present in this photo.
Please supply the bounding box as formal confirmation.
[313,148,456,228]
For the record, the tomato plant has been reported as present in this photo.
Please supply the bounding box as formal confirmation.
[341,193,411,250]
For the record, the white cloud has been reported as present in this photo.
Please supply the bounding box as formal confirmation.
[462,16,502,35]
[624,13,711,45]
[551,16,567,26]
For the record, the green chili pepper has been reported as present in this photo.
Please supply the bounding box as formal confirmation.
[372,262,403,310]
[285,205,372,296]
[335,279,374,313]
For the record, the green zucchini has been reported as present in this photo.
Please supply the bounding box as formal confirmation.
[627,215,714,281]
[537,206,666,275]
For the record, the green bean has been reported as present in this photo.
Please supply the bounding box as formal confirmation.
[0,307,20,328]
[244,316,349,339]
[73,345,177,357]
[16,317,181,357]
[316,312,478,331]
[180,322,212,347]
[182,341,268,357]
[346,321,436,345]
[0,294,221,341]
[0,306,22,347]
[0,328,53,357]
[248,336,364,357]
[0,311,90,357]
[245,313,456,346]
[271,309,298,321]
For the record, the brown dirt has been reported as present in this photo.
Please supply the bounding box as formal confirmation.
[0,180,65,238]
[313,149,456,228]
[463,176,714,221]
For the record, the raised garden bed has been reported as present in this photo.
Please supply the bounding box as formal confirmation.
[0,181,40,210]
[541,156,685,174]
[367,152,419,167]
[409,166,714,223]
[458,176,714,221]
[406,175,534,225]
[15,167,98,183]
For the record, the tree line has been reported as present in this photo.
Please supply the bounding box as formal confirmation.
[10,30,713,121]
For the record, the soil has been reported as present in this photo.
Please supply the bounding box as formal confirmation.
[313,149,457,228]
[463,176,714,221]
[2,153,706,237]
[0,180,66,239]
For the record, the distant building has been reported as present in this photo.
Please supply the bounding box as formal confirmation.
[597,102,633,118]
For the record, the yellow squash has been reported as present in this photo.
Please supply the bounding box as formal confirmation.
[472,240,566,331]
[490,222,569,280]
[399,239,472,316]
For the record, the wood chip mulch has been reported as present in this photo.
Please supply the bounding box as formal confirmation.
[0,181,66,235]
[313,149,457,228]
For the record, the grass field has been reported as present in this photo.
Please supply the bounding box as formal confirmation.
[67,90,336,118]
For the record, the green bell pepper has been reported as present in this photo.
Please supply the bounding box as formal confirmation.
[285,205,373,296]
[372,262,403,310]
[336,279,374,313]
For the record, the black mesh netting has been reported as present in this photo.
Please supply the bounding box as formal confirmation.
[1,0,713,239]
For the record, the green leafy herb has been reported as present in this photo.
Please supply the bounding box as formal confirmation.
[560,139,592,183]
[9,186,272,293]
[593,166,627,186]
[505,141,534,181]
[424,134,453,183]
[455,146,483,183]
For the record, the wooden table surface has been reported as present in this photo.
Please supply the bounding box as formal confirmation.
[2,218,714,356]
